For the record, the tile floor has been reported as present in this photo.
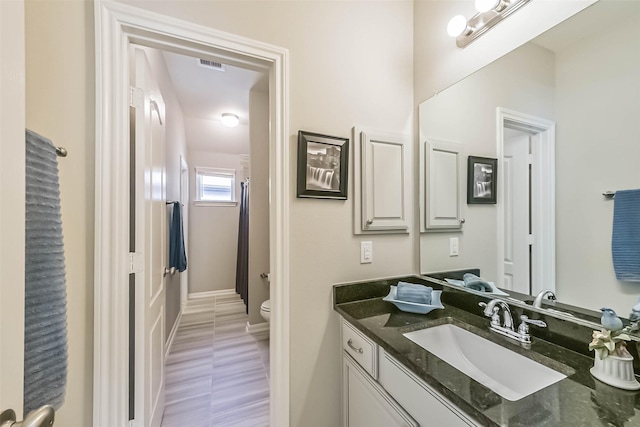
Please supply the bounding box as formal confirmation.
[161,294,270,427]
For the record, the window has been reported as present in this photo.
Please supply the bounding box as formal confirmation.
[195,167,237,206]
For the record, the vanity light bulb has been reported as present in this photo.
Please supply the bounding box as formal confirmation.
[475,0,500,13]
[221,113,239,128]
[447,15,468,38]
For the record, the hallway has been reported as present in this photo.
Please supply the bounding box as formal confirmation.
[161,294,270,427]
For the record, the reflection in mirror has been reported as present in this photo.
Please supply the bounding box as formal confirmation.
[419,0,640,317]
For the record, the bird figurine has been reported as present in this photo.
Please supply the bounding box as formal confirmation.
[630,297,640,322]
[600,307,624,332]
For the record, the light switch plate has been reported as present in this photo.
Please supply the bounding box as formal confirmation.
[449,237,459,257]
[361,241,373,264]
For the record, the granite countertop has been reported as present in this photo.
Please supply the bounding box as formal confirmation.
[334,275,640,427]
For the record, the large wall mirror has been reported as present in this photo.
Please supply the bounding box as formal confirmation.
[419,0,640,317]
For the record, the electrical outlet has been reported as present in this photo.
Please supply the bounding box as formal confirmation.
[361,241,373,264]
[449,237,459,257]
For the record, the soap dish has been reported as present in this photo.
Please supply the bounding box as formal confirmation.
[444,278,509,297]
[383,286,444,314]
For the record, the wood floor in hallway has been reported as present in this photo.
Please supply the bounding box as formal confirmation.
[161,294,270,427]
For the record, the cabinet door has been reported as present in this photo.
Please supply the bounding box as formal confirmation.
[379,350,478,427]
[421,138,464,231]
[353,127,410,234]
[343,354,417,427]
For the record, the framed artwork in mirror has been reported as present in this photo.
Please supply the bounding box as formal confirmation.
[467,156,497,204]
[297,130,349,200]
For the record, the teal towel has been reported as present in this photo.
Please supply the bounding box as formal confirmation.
[463,273,492,292]
[396,282,432,304]
[612,189,640,281]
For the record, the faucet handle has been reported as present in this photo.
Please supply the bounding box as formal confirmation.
[517,315,546,340]
[520,315,547,328]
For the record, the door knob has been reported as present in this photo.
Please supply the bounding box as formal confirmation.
[163,267,176,277]
[1,405,55,427]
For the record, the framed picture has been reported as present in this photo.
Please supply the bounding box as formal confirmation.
[297,130,349,199]
[467,156,497,204]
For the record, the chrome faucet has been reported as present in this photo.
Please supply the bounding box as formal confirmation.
[533,289,556,308]
[479,299,546,344]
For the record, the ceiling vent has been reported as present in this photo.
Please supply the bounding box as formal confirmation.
[198,59,225,71]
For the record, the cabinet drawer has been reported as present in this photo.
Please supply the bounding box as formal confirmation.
[342,319,378,378]
[379,350,478,426]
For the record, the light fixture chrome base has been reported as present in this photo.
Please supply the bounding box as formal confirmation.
[457,0,532,48]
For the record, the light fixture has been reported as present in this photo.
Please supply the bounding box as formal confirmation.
[474,0,500,13]
[447,15,469,38]
[448,0,532,48]
[221,113,239,127]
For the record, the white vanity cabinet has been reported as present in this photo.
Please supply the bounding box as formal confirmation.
[341,319,417,427]
[378,350,478,427]
[341,318,478,427]
[343,355,418,427]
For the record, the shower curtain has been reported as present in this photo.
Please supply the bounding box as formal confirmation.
[235,180,249,313]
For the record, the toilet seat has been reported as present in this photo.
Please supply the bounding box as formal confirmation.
[260,299,271,322]
[260,299,271,312]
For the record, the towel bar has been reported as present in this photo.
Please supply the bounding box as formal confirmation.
[603,191,615,199]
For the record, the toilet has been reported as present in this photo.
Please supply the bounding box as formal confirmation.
[260,299,271,322]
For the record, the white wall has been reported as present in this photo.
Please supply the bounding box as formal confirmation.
[187,150,247,294]
[25,1,94,425]
[140,46,188,340]
[419,43,556,280]
[554,10,640,314]
[248,88,270,326]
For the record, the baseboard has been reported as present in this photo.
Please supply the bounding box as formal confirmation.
[188,289,236,299]
[246,320,270,337]
[165,309,182,361]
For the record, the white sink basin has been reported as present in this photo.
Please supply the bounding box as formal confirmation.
[403,324,567,401]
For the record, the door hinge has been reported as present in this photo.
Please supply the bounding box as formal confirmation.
[129,86,144,109]
[527,234,535,245]
[129,252,144,274]
[527,154,534,165]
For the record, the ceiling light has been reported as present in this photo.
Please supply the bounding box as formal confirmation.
[221,113,239,127]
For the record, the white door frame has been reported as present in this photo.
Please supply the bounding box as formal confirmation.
[179,155,189,310]
[496,108,555,296]
[94,2,290,426]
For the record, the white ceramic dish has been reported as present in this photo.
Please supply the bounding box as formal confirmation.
[444,278,509,297]
[383,286,444,314]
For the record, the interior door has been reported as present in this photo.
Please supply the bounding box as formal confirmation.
[0,0,26,419]
[133,48,167,427]
[503,131,530,294]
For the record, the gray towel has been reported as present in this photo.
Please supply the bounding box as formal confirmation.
[24,129,67,413]
[396,281,433,304]
[612,189,640,281]
[463,273,492,292]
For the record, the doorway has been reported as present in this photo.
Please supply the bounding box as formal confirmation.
[496,108,556,297]
[94,2,290,426]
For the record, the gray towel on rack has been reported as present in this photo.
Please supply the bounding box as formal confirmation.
[24,129,68,413]
[612,189,640,282]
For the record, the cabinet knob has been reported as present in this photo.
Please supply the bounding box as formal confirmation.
[366,219,373,226]
[460,218,466,224]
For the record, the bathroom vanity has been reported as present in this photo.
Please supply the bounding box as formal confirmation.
[334,276,640,427]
